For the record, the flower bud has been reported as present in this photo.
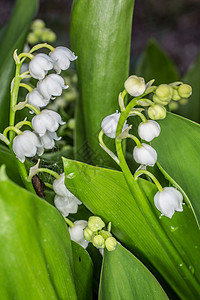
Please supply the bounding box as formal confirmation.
[31,19,45,30]
[124,75,146,97]
[155,84,173,103]
[152,94,170,106]
[133,143,157,167]
[138,120,161,142]
[105,237,117,251]
[68,220,89,249]
[172,88,181,101]
[101,112,128,139]
[29,54,54,80]
[88,216,105,232]
[148,104,166,120]
[178,84,192,98]
[49,46,77,74]
[27,32,38,45]
[92,235,105,249]
[154,187,183,218]
[83,227,94,241]
[99,230,112,239]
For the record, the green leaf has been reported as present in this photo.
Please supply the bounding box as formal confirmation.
[178,50,200,122]
[0,0,38,131]
[99,244,169,300]
[135,39,179,84]
[72,241,93,300]
[63,157,200,299]
[0,166,77,300]
[70,0,135,166]
[152,112,200,226]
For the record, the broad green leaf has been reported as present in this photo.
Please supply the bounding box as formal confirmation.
[63,157,200,299]
[0,166,77,300]
[135,39,179,84]
[152,112,200,226]
[0,0,38,131]
[99,244,168,300]
[72,241,93,300]
[70,0,135,166]
[178,50,200,123]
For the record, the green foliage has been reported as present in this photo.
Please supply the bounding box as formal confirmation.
[0,166,77,300]
[0,0,38,131]
[70,0,135,166]
[135,39,179,85]
[99,244,168,300]
[152,112,200,226]
[63,157,200,299]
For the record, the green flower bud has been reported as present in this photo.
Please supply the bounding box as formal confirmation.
[169,101,178,111]
[148,104,166,120]
[41,29,56,43]
[105,237,117,251]
[83,226,94,241]
[172,88,181,101]
[47,30,56,43]
[34,28,44,38]
[179,98,188,105]
[68,118,75,130]
[153,94,169,106]
[124,75,146,97]
[178,84,192,98]
[31,19,45,30]
[155,84,173,103]
[27,32,39,45]
[92,235,105,249]
[99,230,112,239]
[88,216,105,232]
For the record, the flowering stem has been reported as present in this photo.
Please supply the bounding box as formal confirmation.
[127,134,141,147]
[29,43,55,54]
[98,130,119,165]
[19,83,33,92]
[44,182,53,190]
[115,97,200,293]
[128,110,147,123]
[65,218,74,228]
[18,53,34,61]
[134,169,163,192]
[15,120,33,129]
[25,104,40,115]
[3,126,22,139]
[38,168,60,180]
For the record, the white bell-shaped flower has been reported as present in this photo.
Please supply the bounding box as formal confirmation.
[29,53,54,80]
[37,74,68,99]
[32,109,65,136]
[53,173,82,217]
[138,120,161,142]
[26,89,49,110]
[49,46,78,74]
[133,143,157,166]
[101,112,128,139]
[40,131,61,149]
[68,220,89,249]
[124,75,146,97]
[154,187,183,218]
[12,130,43,163]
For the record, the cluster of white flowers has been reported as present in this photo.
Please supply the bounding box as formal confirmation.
[101,75,184,219]
[13,46,77,163]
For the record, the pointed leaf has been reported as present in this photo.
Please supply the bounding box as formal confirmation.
[99,244,168,300]
[0,166,77,300]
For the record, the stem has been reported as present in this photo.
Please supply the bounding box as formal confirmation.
[25,104,40,115]
[65,218,75,228]
[18,53,34,60]
[19,83,33,92]
[15,120,33,129]
[134,169,163,192]
[3,126,22,139]
[129,110,147,123]
[9,63,22,142]
[44,182,54,190]
[115,98,200,294]
[127,134,141,147]
[98,130,119,165]
[16,160,35,193]
[29,43,55,54]
[121,89,127,99]
[38,168,60,180]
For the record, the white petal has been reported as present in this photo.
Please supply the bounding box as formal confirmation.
[133,143,157,166]
[29,54,54,80]
[138,120,161,142]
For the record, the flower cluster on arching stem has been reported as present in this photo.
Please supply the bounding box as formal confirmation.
[100,75,192,219]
